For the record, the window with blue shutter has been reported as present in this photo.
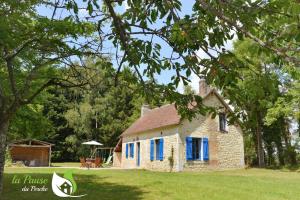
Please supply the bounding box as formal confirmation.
[129,143,134,158]
[125,143,128,158]
[186,137,208,161]
[159,138,164,161]
[186,137,193,160]
[203,138,209,161]
[150,140,154,161]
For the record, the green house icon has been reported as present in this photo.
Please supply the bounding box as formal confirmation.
[60,181,72,195]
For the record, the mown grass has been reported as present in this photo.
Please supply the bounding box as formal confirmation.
[51,162,80,167]
[3,167,300,200]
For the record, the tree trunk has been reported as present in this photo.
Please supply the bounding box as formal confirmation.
[256,112,265,167]
[276,141,285,166]
[282,121,297,165]
[0,116,9,194]
[265,145,274,166]
[298,118,300,138]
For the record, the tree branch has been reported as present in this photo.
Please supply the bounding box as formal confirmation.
[5,57,18,99]
[20,78,89,105]
[114,51,127,86]
[4,38,39,60]
[103,0,146,88]
[198,0,300,65]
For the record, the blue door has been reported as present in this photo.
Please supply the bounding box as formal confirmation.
[137,142,140,166]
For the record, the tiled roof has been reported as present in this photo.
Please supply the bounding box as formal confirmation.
[121,104,181,136]
[121,89,234,136]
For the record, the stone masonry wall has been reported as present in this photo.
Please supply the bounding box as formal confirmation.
[121,93,244,171]
[121,126,179,172]
[179,93,245,171]
[113,152,121,167]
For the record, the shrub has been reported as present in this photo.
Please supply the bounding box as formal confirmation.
[4,148,12,167]
[168,146,174,172]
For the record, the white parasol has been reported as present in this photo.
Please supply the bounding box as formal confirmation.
[82,140,103,146]
[82,140,103,158]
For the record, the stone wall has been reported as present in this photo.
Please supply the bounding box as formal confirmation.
[121,93,244,171]
[179,93,245,171]
[121,126,179,171]
[113,152,121,167]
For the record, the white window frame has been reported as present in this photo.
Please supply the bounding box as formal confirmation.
[219,113,228,133]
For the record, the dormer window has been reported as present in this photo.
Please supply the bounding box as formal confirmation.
[219,113,228,132]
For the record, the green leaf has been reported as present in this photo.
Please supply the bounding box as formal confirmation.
[87,2,93,15]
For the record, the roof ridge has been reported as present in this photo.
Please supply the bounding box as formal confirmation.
[149,103,174,111]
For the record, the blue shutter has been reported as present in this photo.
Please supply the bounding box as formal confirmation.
[150,140,154,161]
[159,138,164,161]
[125,143,128,158]
[199,139,202,160]
[203,138,209,161]
[186,137,193,160]
[132,143,134,157]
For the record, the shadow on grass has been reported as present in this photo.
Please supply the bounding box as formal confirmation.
[3,172,146,200]
[264,164,300,172]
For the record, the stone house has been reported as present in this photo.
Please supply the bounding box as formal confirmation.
[113,80,245,171]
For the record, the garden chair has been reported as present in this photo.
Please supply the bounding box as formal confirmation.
[80,157,87,168]
[92,157,102,168]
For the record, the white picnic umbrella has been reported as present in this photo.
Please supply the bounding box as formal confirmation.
[82,140,103,158]
[82,140,103,146]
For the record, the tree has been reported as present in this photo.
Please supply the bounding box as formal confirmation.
[0,0,99,192]
[183,85,195,95]
[59,0,298,121]
[39,59,159,161]
[62,61,164,155]
[42,87,77,162]
[222,39,281,167]
[8,103,55,141]
[63,64,140,147]
[26,0,299,166]
[265,77,300,132]
[224,36,298,167]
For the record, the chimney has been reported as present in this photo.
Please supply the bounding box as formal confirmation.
[141,104,151,117]
[199,79,210,97]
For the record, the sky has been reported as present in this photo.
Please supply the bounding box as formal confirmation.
[38,0,235,93]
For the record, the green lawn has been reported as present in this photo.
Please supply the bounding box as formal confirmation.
[51,162,80,167]
[3,167,300,200]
